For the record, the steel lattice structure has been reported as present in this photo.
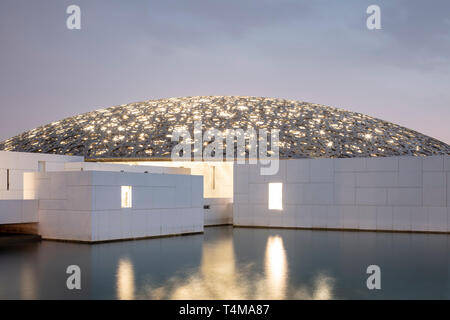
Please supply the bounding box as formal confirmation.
[1,96,449,159]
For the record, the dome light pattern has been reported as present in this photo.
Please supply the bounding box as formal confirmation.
[1,96,449,159]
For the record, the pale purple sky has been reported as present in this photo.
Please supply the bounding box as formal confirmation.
[0,0,449,143]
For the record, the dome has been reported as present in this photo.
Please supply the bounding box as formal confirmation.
[1,96,449,159]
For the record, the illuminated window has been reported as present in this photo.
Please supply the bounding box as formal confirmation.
[121,186,132,208]
[268,183,283,210]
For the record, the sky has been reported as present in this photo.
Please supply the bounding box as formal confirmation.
[0,0,449,143]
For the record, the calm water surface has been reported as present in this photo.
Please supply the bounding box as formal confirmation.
[1,226,450,299]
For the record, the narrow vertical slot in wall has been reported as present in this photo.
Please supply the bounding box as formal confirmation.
[6,169,10,191]
[212,166,216,190]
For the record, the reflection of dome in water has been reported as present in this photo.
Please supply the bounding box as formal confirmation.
[1,96,449,159]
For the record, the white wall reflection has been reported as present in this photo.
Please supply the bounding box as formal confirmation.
[116,258,135,300]
[134,233,335,300]
[20,264,36,300]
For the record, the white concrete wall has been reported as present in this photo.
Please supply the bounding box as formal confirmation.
[234,155,450,233]
[64,161,191,175]
[0,151,83,200]
[0,200,38,224]
[26,170,203,242]
[204,198,233,226]
[115,161,234,199]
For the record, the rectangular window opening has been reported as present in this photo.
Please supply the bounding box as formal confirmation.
[268,183,283,210]
[121,186,132,208]
[38,161,46,172]
[212,166,216,190]
[6,169,10,191]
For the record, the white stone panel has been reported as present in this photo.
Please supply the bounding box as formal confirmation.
[249,183,267,204]
[253,204,268,226]
[264,160,287,183]
[284,184,300,205]
[22,200,38,222]
[146,210,162,237]
[0,200,38,224]
[311,206,328,228]
[428,207,447,232]
[267,210,283,227]
[445,156,450,172]
[249,164,265,184]
[366,157,398,172]
[358,206,377,230]
[355,188,387,205]
[191,176,203,208]
[447,172,450,207]
[67,171,92,186]
[423,155,444,171]
[38,210,61,239]
[334,158,366,172]
[9,170,24,191]
[398,156,422,172]
[397,170,422,187]
[234,193,249,204]
[334,187,355,205]
[310,159,333,183]
[341,206,359,229]
[392,207,411,231]
[423,187,446,207]
[356,172,397,188]
[387,188,422,206]
[376,207,393,230]
[133,187,153,210]
[302,183,334,205]
[39,199,66,211]
[286,159,310,183]
[282,205,297,227]
[423,171,445,188]
[411,207,428,232]
[174,176,191,208]
[296,205,312,228]
[0,169,6,191]
[152,187,175,209]
[233,164,249,194]
[93,186,119,211]
[334,172,356,187]
[326,206,342,229]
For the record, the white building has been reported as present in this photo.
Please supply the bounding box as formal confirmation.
[0,96,449,241]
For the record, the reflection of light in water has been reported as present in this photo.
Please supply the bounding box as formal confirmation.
[20,265,36,300]
[264,235,288,299]
[136,234,335,300]
[116,258,135,300]
[313,274,334,300]
[292,273,335,300]
[162,237,245,299]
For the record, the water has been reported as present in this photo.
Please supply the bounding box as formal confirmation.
[1,226,450,299]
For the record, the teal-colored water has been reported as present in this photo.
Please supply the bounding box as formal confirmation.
[1,226,449,299]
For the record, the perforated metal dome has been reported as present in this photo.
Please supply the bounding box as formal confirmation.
[1,96,449,159]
